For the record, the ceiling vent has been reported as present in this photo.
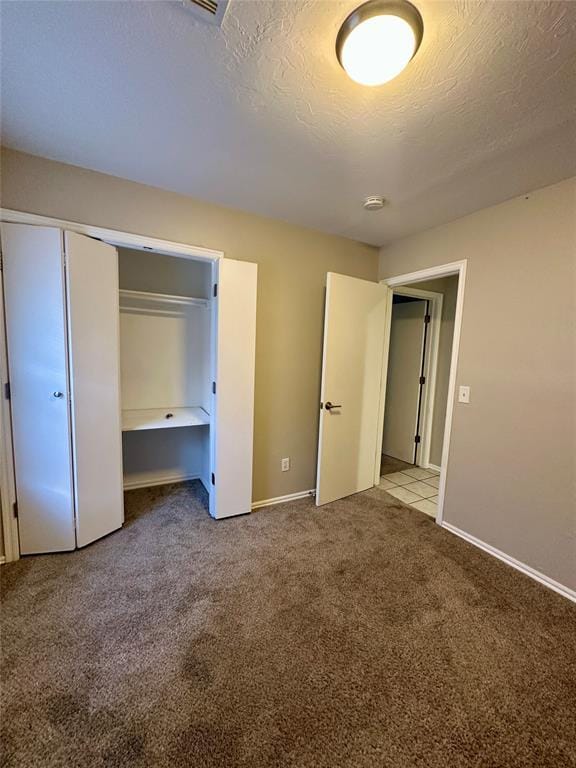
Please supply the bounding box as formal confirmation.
[182,0,229,27]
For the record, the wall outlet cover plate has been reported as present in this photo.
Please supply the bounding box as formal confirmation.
[458,385,470,404]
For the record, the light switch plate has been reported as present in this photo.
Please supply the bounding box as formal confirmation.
[458,385,470,404]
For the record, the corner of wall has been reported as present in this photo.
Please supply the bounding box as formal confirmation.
[377,246,388,281]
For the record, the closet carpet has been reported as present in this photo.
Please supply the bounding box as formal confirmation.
[1,481,575,768]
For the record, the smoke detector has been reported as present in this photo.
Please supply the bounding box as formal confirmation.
[363,195,386,211]
[182,0,229,27]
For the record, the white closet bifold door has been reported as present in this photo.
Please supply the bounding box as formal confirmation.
[65,231,124,547]
[211,258,257,519]
[1,224,76,554]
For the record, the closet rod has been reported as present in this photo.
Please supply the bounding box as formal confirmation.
[119,289,209,308]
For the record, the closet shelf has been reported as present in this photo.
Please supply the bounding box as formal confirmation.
[119,289,209,309]
[122,407,210,432]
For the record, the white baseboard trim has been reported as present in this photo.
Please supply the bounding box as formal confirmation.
[252,489,315,511]
[0,555,5,565]
[441,522,576,604]
[426,463,442,472]
[123,473,201,491]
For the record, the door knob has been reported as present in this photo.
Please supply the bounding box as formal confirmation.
[53,391,64,399]
[325,401,342,411]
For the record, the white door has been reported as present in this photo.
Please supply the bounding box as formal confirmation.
[65,232,124,547]
[316,273,391,506]
[210,258,257,519]
[382,299,427,464]
[1,224,76,553]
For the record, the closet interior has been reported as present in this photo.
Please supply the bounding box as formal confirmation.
[119,248,213,498]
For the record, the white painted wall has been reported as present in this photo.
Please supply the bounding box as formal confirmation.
[118,249,212,491]
[121,428,209,490]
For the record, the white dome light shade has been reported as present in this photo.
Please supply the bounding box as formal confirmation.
[341,15,416,86]
[336,0,423,86]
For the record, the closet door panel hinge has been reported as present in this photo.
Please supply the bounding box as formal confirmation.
[211,473,215,486]
[4,382,10,400]
[212,381,216,395]
[414,435,421,444]
[424,314,431,324]
[419,376,426,385]
[213,283,218,298]
[12,501,18,518]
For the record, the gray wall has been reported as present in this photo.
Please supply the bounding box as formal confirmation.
[118,248,212,299]
[380,177,576,592]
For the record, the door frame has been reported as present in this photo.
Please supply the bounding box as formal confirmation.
[0,267,18,563]
[376,260,467,526]
[382,286,444,470]
[0,208,224,562]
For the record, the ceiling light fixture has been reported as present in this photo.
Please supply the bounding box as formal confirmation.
[336,0,423,86]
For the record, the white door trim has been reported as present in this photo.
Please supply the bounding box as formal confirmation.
[389,286,444,469]
[379,259,468,527]
[0,209,223,263]
[0,209,226,562]
[372,292,393,485]
[0,267,19,563]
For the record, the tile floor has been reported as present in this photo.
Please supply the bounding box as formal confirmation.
[380,465,440,518]
[380,453,414,477]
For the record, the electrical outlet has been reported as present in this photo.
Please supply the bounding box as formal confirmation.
[458,385,470,404]
[281,457,290,472]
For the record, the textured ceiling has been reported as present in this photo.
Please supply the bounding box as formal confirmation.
[1,0,575,246]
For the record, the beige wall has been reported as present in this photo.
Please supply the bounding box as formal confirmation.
[380,178,576,592]
[0,148,378,504]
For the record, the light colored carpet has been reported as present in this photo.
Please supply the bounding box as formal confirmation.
[1,481,575,767]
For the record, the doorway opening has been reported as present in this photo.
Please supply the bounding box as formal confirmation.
[376,262,466,524]
[381,285,444,477]
[315,262,466,520]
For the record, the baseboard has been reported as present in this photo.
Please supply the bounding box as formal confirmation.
[0,556,5,565]
[252,489,315,511]
[441,522,576,604]
[124,478,316,512]
[123,473,201,491]
[426,463,442,472]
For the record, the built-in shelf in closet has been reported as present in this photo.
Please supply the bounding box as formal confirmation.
[118,249,213,493]
[119,286,210,436]
[121,406,210,432]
